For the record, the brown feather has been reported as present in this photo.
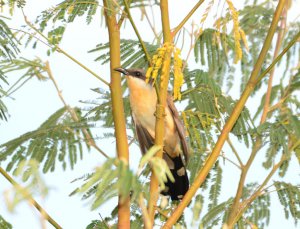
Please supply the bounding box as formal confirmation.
[167,95,189,162]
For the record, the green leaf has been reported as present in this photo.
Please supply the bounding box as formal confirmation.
[0,215,12,229]
[4,159,49,212]
[274,181,300,224]
[208,163,222,210]
[89,39,159,69]
[0,18,20,60]
[200,198,233,228]
[72,158,145,210]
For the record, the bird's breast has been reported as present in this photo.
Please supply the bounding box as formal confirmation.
[127,77,157,137]
[127,76,178,156]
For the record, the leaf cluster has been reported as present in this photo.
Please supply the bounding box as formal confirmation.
[0,73,8,121]
[3,159,49,212]
[70,158,145,210]
[274,181,300,224]
[0,18,19,60]
[0,215,12,229]
[183,69,253,154]
[89,39,159,69]
[0,107,91,174]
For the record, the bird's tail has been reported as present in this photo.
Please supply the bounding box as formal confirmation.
[161,155,189,201]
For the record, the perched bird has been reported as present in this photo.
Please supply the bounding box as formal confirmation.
[114,67,189,200]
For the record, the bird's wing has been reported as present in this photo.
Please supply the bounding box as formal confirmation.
[133,116,154,155]
[167,96,189,162]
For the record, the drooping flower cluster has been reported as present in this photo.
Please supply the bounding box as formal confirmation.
[146,42,184,100]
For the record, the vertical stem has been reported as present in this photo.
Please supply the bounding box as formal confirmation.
[260,7,287,124]
[162,1,286,228]
[148,0,173,226]
[103,2,130,228]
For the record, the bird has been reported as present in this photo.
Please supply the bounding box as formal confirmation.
[114,67,189,201]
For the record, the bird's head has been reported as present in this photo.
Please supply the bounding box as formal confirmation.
[114,67,146,81]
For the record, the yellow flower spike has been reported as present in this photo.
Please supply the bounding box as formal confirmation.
[239,29,249,52]
[68,4,74,14]
[226,0,243,63]
[181,111,189,137]
[173,47,184,100]
[145,67,153,83]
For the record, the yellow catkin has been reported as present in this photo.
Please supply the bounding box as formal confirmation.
[200,0,215,25]
[145,43,184,100]
[214,18,221,45]
[181,111,190,137]
[173,47,184,100]
[67,4,74,14]
[239,29,249,52]
[226,0,242,63]
[146,46,166,84]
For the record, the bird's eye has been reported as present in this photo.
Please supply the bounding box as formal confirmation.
[135,71,141,77]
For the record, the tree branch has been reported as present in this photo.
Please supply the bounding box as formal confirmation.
[226,137,244,168]
[163,1,286,228]
[45,61,110,159]
[228,154,287,227]
[103,1,131,228]
[225,2,292,227]
[260,7,287,124]
[172,0,205,36]
[148,0,172,226]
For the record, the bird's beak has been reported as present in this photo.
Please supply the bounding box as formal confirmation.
[114,67,128,75]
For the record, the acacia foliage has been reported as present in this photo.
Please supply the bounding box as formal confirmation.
[0,0,299,228]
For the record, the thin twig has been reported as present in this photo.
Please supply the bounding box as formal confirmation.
[172,0,205,36]
[230,154,287,226]
[138,194,152,229]
[21,10,110,87]
[0,167,62,229]
[98,213,111,229]
[122,0,152,64]
[260,7,287,123]
[9,27,52,48]
[141,6,160,42]
[220,151,241,169]
[45,61,110,159]
[256,30,300,83]
[226,137,244,167]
